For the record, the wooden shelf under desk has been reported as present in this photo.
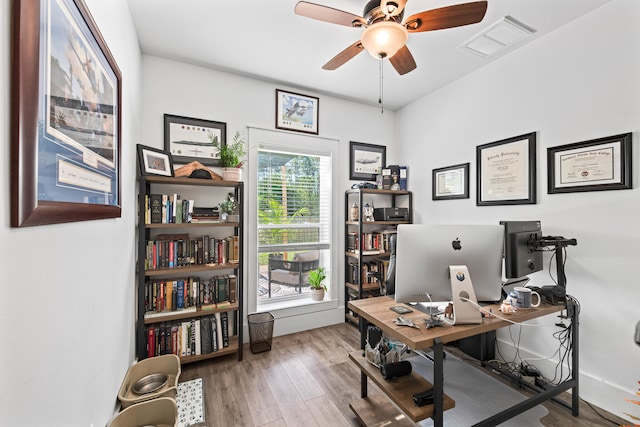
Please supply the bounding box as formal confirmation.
[349,351,455,423]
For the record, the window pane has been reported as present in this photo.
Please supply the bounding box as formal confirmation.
[257,148,331,303]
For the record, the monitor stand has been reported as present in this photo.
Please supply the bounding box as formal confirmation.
[447,265,482,325]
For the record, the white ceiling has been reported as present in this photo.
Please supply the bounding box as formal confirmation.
[127,0,612,111]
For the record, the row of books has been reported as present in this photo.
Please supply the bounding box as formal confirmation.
[145,193,221,224]
[144,274,236,314]
[145,233,239,270]
[146,312,234,358]
[347,259,390,285]
[346,230,396,255]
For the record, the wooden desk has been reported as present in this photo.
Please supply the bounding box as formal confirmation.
[348,296,579,427]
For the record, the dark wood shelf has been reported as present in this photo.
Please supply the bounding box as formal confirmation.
[144,302,240,324]
[179,336,239,364]
[349,351,455,423]
[144,262,238,277]
[137,178,244,363]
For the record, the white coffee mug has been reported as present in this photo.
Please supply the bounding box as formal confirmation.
[512,286,541,308]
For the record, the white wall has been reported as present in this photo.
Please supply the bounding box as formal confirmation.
[139,55,397,336]
[0,0,141,425]
[396,0,639,420]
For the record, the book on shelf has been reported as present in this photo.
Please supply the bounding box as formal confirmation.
[211,315,218,352]
[200,316,212,354]
[147,327,155,357]
[194,319,202,356]
[150,194,163,224]
[215,312,223,351]
[220,312,230,348]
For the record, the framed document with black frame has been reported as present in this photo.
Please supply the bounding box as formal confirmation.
[164,114,226,166]
[547,133,632,194]
[349,141,386,181]
[11,0,122,227]
[432,163,469,200]
[476,132,536,206]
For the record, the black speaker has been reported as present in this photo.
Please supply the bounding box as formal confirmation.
[380,361,412,379]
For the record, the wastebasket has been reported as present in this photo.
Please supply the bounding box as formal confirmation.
[248,312,274,354]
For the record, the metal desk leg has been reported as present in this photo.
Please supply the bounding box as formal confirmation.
[359,316,369,398]
[433,337,444,427]
[570,299,579,416]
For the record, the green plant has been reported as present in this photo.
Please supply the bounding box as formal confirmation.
[308,267,327,291]
[218,193,237,215]
[213,130,246,168]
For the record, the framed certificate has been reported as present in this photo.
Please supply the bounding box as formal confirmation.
[547,133,632,193]
[476,133,537,206]
[432,163,469,200]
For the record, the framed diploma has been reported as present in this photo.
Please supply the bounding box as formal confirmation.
[432,163,469,200]
[547,133,632,193]
[476,133,536,206]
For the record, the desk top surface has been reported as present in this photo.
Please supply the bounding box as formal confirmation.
[348,296,564,350]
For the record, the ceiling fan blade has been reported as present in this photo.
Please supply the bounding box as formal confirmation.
[405,1,488,33]
[322,41,365,70]
[389,45,417,75]
[295,1,365,27]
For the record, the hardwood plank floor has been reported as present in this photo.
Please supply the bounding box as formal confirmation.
[180,323,627,427]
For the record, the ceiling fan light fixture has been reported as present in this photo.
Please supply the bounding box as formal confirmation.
[361,21,408,59]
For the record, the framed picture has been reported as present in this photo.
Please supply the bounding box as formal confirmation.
[10,0,122,227]
[548,133,632,194]
[349,141,386,181]
[137,145,174,177]
[164,114,226,166]
[476,132,537,206]
[275,89,319,135]
[432,163,470,200]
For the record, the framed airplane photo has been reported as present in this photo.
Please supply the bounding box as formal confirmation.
[275,89,319,135]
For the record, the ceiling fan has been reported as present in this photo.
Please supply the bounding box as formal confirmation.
[294,0,488,75]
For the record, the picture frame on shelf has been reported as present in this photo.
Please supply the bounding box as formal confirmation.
[137,144,174,177]
[275,89,319,135]
[547,133,632,194]
[164,114,226,166]
[350,141,386,181]
[476,132,537,206]
[10,0,122,227]
[432,163,470,200]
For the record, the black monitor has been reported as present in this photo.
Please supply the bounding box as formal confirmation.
[501,220,543,279]
[394,224,504,304]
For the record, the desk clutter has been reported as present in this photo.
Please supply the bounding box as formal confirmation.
[365,325,407,368]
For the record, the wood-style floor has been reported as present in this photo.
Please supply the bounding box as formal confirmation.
[180,322,626,427]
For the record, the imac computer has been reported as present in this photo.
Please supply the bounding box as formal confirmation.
[394,224,504,308]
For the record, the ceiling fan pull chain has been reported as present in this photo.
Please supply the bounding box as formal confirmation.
[379,60,384,114]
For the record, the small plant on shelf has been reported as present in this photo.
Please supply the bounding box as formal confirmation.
[218,193,237,221]
[213,130,246,168]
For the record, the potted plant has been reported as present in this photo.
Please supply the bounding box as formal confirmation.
[213,130,246,181]
[308,267,327,301]
[218,193,238,222]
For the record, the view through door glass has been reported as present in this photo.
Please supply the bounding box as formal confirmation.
[256,148,331,306]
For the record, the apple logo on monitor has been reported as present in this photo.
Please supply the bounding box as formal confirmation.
[452,238,462,250]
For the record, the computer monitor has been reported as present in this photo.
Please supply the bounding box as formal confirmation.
[394,224,504,304]
[501,220,543,279]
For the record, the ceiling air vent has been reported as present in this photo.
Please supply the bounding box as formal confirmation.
[459,16,536,58]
